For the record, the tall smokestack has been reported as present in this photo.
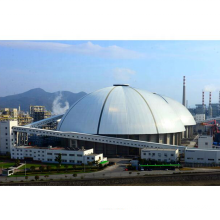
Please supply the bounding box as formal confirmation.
[202,91,205,115]
[202,91,204,106]
[182,76,186,106]
[209,92,212,118]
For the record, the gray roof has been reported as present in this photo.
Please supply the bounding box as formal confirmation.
[58,85,195,135]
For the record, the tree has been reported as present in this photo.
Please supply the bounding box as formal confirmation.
[25,176,28,181]
[35,175,39,181]
[73,173,77,178]
[64,164,69,170]
[55,153,62,167]
[72,165,76,170]
[14,159,20,167]
[39,166,44,172]
[46,165,51,171]
[30,166,35,172]
[56,164,60,171]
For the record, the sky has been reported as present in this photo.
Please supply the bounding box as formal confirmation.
[1,40,220,107]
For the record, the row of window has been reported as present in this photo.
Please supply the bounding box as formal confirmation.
[48,153,83,157]
[187,158,215,161]
[143,153,174,157]
[47,159,83,163]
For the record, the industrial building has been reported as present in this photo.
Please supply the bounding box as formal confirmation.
[0,84,195,158]
[141,148,179,163]
[57,84,195,155]
[0,120,18,154]
[185,148,220,164]
[11,146,105,165]
[0,108,18,121]
[198,135,213,149]
[194,114,206,123]
[30,106,51,122]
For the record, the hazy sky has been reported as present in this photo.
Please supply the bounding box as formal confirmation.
[1,40,220,107]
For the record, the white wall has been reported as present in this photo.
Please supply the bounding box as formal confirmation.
[141,148,179,163]
[185,149,220,164]
[0,120,17,154]
[198,136,213,149]
[195,114,205,122]
[10,146,103,165]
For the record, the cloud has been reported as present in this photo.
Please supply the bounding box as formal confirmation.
[0,41,144,59]
[204,84,220,92]
[112,68,136,81]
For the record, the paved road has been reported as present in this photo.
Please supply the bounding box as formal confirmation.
[1,158,220,183]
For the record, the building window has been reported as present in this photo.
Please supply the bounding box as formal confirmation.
[205,142,208,145]
[70,160,75,163]
[77,161,82,163]
[5,133,7,135]
[171,154,174,156]
[69,154,75,156]
[164,154,167,157]
[158,153,161,157]
[208,159,214,161]
[47,153,52,155]
[143,153,146,156]
[62,154,67,156]
[77,154,82,157]
[6,143,8,145]
[5,127,7,129]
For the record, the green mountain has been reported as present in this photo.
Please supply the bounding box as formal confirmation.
[0,88,87,112]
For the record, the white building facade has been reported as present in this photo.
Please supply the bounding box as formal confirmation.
[198,135,213,149]
[141,148,179,163]
[0,120,17,154]
[11,146,105,165]
[185,148,220,164]
[194,114,206,123]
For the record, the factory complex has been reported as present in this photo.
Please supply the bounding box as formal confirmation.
[1,79,220,167]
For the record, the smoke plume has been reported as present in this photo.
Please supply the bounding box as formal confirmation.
[52,92,69,115]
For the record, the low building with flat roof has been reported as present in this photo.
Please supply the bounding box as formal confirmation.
[185,148,220,164]
[11,146,106,165]
[141,148,179,163]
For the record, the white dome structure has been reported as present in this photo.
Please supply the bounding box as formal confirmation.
[57,85,195,138]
